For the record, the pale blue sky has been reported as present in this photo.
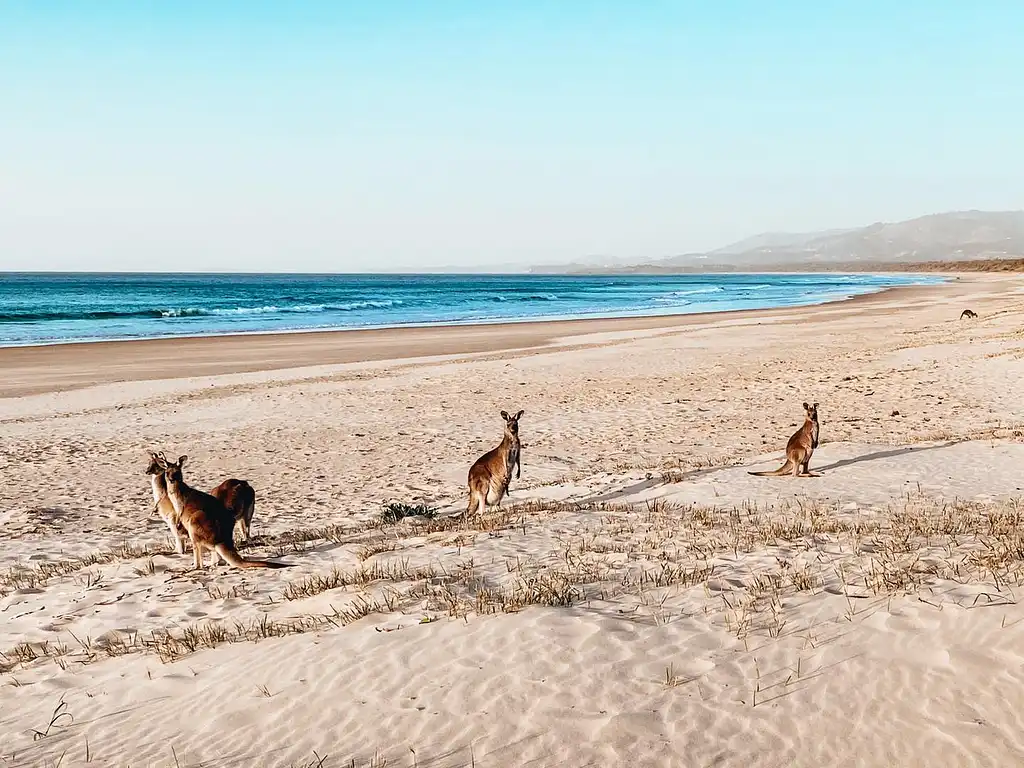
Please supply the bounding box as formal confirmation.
[1,2,1022,272]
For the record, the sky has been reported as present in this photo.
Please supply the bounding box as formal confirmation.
[1,1,1023,272]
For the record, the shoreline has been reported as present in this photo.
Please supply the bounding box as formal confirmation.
[0,278,968,398]
[0,278,926,351]
[0,271,937,350]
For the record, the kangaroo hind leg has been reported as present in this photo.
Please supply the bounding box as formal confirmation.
[799,456,821,478]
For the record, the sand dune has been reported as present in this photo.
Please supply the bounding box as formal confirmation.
[3,274,1024,766]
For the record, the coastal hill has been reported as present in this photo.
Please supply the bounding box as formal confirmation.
[530,210,1024,273]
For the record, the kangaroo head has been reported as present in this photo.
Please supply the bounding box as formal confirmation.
[145,451,168,476]
[500,409,524,438]
[162,455,189,487]
[802,402,819,423]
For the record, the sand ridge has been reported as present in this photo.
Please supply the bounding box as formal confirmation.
[2,274,1024,766]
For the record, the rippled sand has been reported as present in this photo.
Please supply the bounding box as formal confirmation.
[3,273,1024,767]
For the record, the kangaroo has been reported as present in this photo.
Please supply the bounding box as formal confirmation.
[162,455,288,570]
[145,452,188,554]
[211,478,257,544]
[749,402,820,478]
[466,409,523,518]
[146,453,258,550]
[960,309,978,319]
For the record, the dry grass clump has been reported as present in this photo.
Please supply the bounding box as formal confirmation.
[0,502,559,673]
[245,525,347,549]
[0,542,173,598]
[660,455,742,483]
[0,518,422,599]
[629,561,715,590]
[206,582,257,600]
[357,538,399,561]
[150,613,337,662]
[2,600,395,672]
[898,423,1024,447]
[6,493,1024,675]
[0,525,379,599]
[424,564,592,618]
[415,507,524,534]
[282,559,471,601]
[558,494,1024,639]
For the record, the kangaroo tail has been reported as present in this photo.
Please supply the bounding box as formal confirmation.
[748,460,794,477]
[215,544,289,569]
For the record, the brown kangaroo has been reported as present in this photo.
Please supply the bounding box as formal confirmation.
[466,409,523,517]
[146,453,258,549]
[162,455,288,570]
[211,478,257,543]
[145,451,188,554]
[960,309,978,319]
[749,402,820,478]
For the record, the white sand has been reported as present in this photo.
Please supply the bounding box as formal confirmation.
[3,274,1024,766]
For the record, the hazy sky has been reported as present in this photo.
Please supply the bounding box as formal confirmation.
[2,2,1023,272]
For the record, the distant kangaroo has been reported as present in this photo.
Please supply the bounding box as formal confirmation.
[146,452,258,549]
[960,309,978,319]
[749,402,820,478]
[162,455,288,570]
[466,409,523,517]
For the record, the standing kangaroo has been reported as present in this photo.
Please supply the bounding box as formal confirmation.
[146,452,258,549]
[145,451,188,554]
[162,455,287,570]
[749,402,820,478]
[466,409,523,517]
[211,478,257,543]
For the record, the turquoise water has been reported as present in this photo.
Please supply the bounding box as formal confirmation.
[0,272,941,347]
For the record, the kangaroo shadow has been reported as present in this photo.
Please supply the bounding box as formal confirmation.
[585,440,966,503]
[578,463,740,505]
[811,440,962,474]
[25,506,74,526]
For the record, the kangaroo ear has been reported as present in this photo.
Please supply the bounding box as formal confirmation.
[177,455,188,466]
[500,410,510,421]
[514,410,524,420]
[802,402,809,410]
[813,402,819,409]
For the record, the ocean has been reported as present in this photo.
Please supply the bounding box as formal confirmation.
[0,272,941,347]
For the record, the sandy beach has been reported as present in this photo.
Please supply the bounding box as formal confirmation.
[3,272,1024,767]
